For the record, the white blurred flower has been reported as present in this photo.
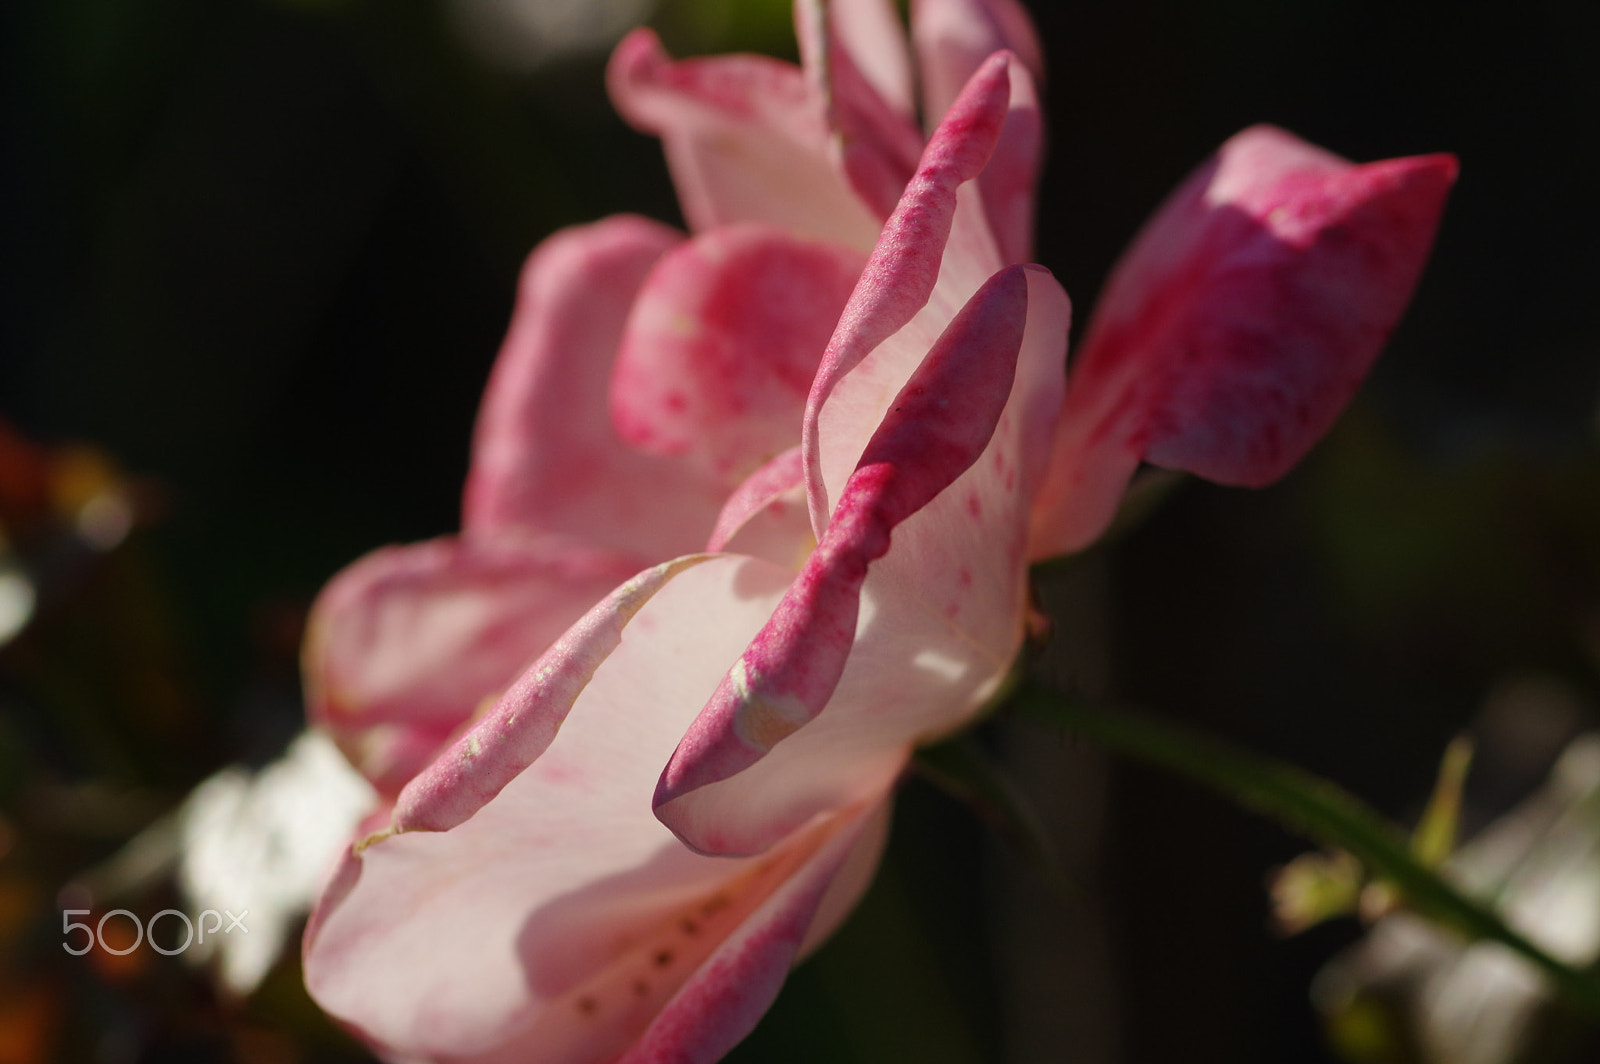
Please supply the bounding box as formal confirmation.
[1317,735,1600,1064]
[178,730,376,995]
[0,561,35,647]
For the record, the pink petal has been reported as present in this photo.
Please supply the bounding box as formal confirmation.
[617,799,891,1064]
[461,215,732,560]
[812,0,916,119]
[911,0,1045,123]
[303,533,641,797]
[795,0,925,220]
[803,51,1012,536]
[607,28,882,251]
[304,554,890,1064]
[705,447,816,571]
[387,554,716,835]
[979,56,1043,264]
[656,264,1070,857]
[1030,125,1457,557]
[912,2,1046,261]
[610,224,865,485]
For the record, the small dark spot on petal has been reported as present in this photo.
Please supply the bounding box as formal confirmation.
[633,979,650,997]
[681,918,700,936]
[654,949,674,968]
[577,995,598,1016]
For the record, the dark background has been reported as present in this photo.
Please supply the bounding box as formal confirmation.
[3,0,1599,1061]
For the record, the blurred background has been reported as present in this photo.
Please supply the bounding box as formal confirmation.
[3,0,1600,1061]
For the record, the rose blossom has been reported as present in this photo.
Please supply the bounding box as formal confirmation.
[301,0,1045,800]
[300,1,1456,1061]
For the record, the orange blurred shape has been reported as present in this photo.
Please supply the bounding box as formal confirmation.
[47,446,123,527]
[0,876,36,945]
[0,417,133,551]
[88,909,148,981]
[0,982,60,1064]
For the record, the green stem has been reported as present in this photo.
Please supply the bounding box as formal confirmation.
[1011,684,1600,1020]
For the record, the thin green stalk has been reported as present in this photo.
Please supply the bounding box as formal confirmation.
[1011,684,1600,1020]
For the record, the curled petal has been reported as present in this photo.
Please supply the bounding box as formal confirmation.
[463,215,730,560]
[821,0,916,117]
[800,0,915,118]
[912,2,1046,261]
[608,28,881,250]
[304,533,641,796]
[304,554,890,1064]
[658,264,1069,856]
[803,51,1012,536]
[795,0,925,219]
[911,0,1045,124]
[1030,125,1457,557]
[611,224,864,485]
[979,56,1043,264]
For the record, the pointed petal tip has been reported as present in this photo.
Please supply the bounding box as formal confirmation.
[1380,150,1460,202]
[971,47,1015,100]
[913,46,1014,197]
[1224,123,1458,184]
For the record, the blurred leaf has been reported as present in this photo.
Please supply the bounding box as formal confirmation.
[1014,684,1600,1022]
[1412,735,1473,869]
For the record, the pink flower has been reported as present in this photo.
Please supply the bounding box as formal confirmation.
[300,2,1456,1061]
[302,0,1045,799]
